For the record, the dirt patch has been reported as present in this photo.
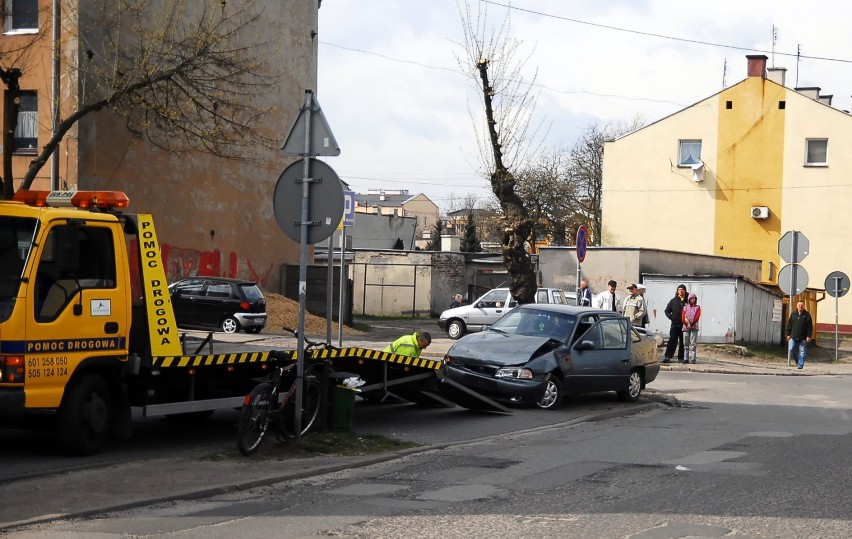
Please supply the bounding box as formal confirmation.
[263,293,364,336]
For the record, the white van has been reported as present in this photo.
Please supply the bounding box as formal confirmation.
[438,287,570,339]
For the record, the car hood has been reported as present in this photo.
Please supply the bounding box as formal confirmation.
[447,330,554,366]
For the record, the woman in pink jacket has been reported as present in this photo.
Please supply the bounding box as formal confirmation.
[681,292,701,364]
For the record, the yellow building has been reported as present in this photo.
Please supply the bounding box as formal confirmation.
[1,0,320,292]
[603,55,852,331]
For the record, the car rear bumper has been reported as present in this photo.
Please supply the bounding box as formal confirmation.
[443,365,547,404]
[644,362,661,384]
[235,312,267,329]
[0,388,26,421]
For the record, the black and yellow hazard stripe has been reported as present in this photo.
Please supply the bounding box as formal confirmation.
[152,350,289,368]
[297,347,441,370]
[152,347,441,370]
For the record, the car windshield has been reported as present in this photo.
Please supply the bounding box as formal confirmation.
[490,307,576,342]
[241,284,264,301]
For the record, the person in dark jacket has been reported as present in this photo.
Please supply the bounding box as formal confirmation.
[785,300,813,369]
[662,284,688,363]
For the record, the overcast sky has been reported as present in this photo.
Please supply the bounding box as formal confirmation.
[315,0,852,212]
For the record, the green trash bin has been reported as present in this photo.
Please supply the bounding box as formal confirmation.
[330,385,356,432]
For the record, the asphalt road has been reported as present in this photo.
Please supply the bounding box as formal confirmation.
[7,372,852,538]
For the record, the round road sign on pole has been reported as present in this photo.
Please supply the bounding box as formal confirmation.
[576,225,587,263]
[824,271,850,298]
[273,158,344,245]
[778,263,809,296]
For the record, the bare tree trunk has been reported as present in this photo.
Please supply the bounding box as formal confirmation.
[476,59,536,304]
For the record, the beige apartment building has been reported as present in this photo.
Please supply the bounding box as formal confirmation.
[603,55,852,331]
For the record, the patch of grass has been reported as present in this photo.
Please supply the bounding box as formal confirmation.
[201,431,420,461]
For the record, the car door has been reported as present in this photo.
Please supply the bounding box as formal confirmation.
[170,279,205,328]
[198,280,234,328]
[467,289,510,329]
[565,317,631,394]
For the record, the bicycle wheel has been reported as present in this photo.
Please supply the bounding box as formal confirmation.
[236,382,274,456]
[282,376,322,438]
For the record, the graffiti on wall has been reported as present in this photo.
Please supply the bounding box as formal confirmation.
[129,239,274,291]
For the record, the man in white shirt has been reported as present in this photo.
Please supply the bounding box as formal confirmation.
[594,280,621,312]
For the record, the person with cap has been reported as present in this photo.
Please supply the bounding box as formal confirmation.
[681,292,701,364]
[594,280,621,312]
[663,284,689,363]
[622,284,647,327]
[637,284,650,328]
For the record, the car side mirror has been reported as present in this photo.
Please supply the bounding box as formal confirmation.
[574,340,595,351]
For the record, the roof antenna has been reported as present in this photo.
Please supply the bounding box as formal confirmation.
[796,44,801,87]
[771,25,778,68]
[722,58,727,89]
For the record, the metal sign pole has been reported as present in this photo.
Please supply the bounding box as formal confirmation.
[576,264,582,306]
[295,90,316,438]
[834,276,841,363]
[786,233,797,368]
[326,230,334,344]
[338,226,346,347]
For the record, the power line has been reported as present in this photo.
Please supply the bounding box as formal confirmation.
[482,0,852,65]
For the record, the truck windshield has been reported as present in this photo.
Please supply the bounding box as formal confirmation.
[0,216,37,302]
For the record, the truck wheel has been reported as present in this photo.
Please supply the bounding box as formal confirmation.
[447,320,466,340]
[536,375,563,409]
[56,374,112,456]
[617,369,643,402]
[221,316,240,334]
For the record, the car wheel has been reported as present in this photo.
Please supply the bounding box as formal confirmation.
[617,369,643,402]
[245,327,263,334]
[447,319,466,340]
[221,316,240,334]
[536,375,563,410]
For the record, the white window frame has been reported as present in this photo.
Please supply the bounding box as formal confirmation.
[3,0,39,34]
[804,138,828,167]
[678,139,702,167]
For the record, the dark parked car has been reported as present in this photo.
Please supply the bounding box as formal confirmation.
[168,277,267,334]
[442,304,659,409]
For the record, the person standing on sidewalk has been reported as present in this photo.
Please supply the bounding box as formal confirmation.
[785,300,813,369]
[663,284,688,363]
[681,292,701,364]
[578,279,593,307]
[637,284,649,328]
[594,280,621,312]
[622,284,646,327]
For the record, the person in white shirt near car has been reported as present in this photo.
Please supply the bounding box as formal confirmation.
[594,280,621,312]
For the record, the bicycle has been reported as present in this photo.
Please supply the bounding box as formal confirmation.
[236,327,337,456]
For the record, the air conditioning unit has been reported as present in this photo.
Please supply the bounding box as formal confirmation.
[751,206,770,219]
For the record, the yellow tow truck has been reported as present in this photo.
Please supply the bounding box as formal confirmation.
[0,190,281,454]
[0,190,506,455]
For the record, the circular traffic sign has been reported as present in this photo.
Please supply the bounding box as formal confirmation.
[273,159,344,245]
[824,271,850,298]
[778,263,809,295]
[576,225,587,263]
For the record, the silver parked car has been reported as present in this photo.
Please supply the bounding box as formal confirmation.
[438,287,568,339]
